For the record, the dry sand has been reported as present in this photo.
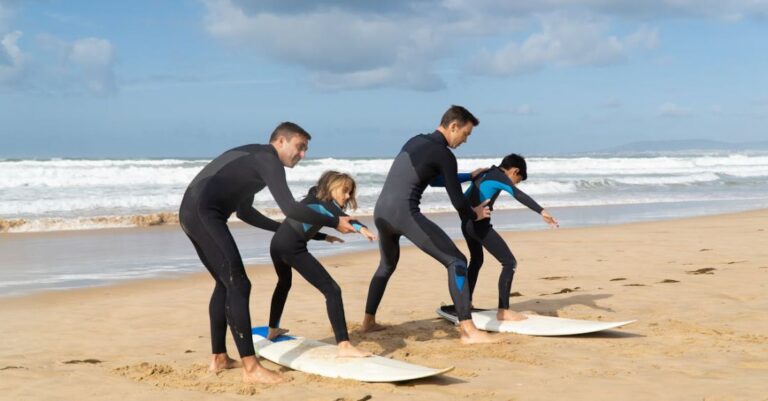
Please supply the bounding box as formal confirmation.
[1,209,767,401]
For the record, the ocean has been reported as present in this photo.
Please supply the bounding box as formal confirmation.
[2,151,768,296]
[3,151,768,233]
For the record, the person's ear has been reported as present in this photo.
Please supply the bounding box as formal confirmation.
[449,121,459,133]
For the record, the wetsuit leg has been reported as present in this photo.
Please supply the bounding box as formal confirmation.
[283,250,349,343]
[364,217,401,316]
[402,213,472,321]
[268,246,292,329]
[481,227,518,310]
[461,222,486,303]
[185,233,229,354]
[180,214,255,358]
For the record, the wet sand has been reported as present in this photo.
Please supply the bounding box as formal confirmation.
[0,209,767,400]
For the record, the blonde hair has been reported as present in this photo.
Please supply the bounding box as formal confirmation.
[316,170,358,210]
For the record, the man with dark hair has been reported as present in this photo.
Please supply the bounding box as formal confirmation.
[433,153,558,321]
[179,122,356,384]
[361,105,496,344]
[269,121,311,143]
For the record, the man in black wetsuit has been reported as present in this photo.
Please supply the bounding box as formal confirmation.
[361,105,496,344]
[179,122,356,384]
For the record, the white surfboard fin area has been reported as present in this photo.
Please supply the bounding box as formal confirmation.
[436,305,636,336]
[251,326,453,382]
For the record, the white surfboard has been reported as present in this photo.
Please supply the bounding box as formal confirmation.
[251,326,453,382]
[436,305,636,336]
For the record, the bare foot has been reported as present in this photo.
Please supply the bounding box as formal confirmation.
[497,309,528,321]
[337,341,373,358]
[360,314,386,333]
[242,365,285,384]
[267,327,289,340]
[458,320,498,344]
[241,356,284,384]
[208,353,242,372]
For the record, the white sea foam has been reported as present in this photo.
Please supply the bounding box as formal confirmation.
[2,152,768,232]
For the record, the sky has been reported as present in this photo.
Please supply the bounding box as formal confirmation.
[1,0,767,158]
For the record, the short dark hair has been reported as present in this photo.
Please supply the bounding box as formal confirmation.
[439,105,479,128]
[269,121,311,143]
[500,153,527,181]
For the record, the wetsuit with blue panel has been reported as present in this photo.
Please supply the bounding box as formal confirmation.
[433,166,543,309]
[269,187,365,344]
[364,131,477,322]
[179,144,339,358]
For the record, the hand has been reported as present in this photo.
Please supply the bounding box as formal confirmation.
[473,199,491,221]
[470,167,489,179]
[541,210,559,228]
[336,216,357,234]
[325,235,344,243]
[359,227,377,242]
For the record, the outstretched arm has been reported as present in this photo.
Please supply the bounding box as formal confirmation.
[236,195,281,231]
[509,185,544,214]
[259,155,339,228]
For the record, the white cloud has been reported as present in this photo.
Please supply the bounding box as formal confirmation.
[205,3,401,73]
[201,0,765,90]
[444,0,768,21]
[658,102,692,117]
[0,30,24,86]
[471,14,657,76]
[201,0,516,90]
[68,37,116,95]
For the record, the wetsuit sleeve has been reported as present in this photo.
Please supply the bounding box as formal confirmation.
[509,184,544,214]
[259,156,340,228]
[236,195,281,231]
[337,209,366,231]
[439,152,477,220]
[429,173,472,187]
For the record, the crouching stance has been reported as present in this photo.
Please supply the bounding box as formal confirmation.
[269,171,377,357]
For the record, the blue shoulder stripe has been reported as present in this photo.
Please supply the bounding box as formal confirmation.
[477,179,514,202]
[302,203,335,232]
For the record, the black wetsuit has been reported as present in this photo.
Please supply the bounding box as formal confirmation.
[179,144,339,358]
[436,166,543,309]
[364,131,477,321]
[268,187,365,344]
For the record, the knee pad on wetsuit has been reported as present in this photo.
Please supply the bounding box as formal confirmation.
[448,260,468,292]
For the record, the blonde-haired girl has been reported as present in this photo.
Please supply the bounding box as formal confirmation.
[267,171,376,357]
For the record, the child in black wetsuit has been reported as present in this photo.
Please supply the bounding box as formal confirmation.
[268,171,377,357]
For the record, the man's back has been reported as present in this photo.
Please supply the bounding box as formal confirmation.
[376,132,453,213]
[182,144,276,215]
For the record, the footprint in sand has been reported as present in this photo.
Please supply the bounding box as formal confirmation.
[610,278,626,281]
[658,279,680,284]
[509,291,523,297]
[0,366,26,371]
[623,283,646,287]
[63,359,102,365]
[699,248,713,252]
[540,276,569,280]
[687,267,716,275]
[541,287,580,296]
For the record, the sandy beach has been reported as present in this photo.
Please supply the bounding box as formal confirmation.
[1,209,766,401]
